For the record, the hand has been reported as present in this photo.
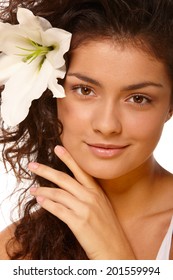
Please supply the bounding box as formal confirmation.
[28,145,135,260]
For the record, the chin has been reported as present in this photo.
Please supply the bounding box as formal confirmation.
[84,167,127,180]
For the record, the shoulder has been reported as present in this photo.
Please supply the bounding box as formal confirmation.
[0,224,16,260]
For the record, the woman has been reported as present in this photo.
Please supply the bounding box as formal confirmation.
[0,0,173,259]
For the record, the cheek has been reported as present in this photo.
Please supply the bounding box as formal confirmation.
[57,99,79,123]
[129,113,166,146]
[57,97,92,123]
[57,98,70,119]
[57,99,91,141]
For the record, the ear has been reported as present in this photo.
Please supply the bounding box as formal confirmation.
[165,108,173,123]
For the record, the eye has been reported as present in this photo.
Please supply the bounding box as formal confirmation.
[72,85,95,96]
[126,94,152,105]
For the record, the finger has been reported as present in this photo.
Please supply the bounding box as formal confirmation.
[35,195,76,225]
[28,163,84,197]
[54,145,100,190]
[30,186,84,211]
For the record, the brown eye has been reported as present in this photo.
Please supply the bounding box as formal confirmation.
[73,85,95,96]
[133,95,145,103]
[81,86,92,95]
[127,94,151,105]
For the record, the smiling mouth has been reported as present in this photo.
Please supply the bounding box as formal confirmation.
[86,143,129,158]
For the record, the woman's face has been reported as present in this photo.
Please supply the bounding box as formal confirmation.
[57,40,172,179]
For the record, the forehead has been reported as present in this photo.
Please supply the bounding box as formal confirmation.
[69,39,160,69]
[67,40,171,89]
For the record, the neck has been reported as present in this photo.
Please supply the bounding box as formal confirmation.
[97,156,163,221]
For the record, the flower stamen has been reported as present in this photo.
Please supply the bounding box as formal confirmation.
[17,39,55,64]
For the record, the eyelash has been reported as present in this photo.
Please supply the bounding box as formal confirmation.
[125,94,152,107]
[71,85,95,97]
[71,85,152,106]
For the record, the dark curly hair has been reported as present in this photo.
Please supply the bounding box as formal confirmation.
[0,0,173,259]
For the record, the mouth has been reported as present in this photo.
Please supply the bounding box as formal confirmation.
[86,143,129,158]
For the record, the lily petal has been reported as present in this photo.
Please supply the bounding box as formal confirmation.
[0,30,37,56]
[43,28,72,68]
[0,54,22,84]
[1,59,54,126]
[16,8,52,44]
[17,8,52,30]
[48,72,66,98]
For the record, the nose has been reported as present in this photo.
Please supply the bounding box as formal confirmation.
[92,100,122,136]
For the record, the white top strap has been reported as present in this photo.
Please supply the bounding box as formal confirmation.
[156,216,173,260]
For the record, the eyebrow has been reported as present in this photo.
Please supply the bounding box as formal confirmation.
[67,72,163,90]
[122,82,163,91]
[67,73,102,87]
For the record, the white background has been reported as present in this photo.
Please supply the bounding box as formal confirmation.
[1,118,173,231]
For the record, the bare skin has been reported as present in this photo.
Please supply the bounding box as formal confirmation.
[0,224,16,259]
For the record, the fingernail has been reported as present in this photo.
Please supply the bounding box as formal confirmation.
[55,145,66,155]
[28,162,39,170]
[36,196,44,203]
[30,187,37,193]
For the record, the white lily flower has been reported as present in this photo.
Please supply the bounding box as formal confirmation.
[0,8,72,126]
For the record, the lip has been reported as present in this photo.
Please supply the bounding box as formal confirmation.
[86,143,129,158]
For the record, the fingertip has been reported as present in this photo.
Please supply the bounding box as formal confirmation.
[54,145,66,156]
[36,196,44,203]
[30,187,37,193]
[30,183,39,193]
[28,162,39,170]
